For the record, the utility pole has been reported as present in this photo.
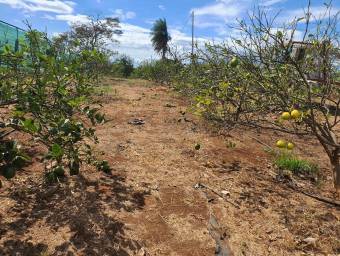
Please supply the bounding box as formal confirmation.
[191,11,194,59]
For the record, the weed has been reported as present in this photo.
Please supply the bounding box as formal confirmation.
[275,153,319,176]
[225,140,236,148]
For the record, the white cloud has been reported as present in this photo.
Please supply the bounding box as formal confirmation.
[54,14,90,24]
[190,0,247,35]
[113,9,136,21]
[158,5,165,11]
[112,23,209,63]
[0,0,75,14]
[193,2,240,18]
[275,6,340,24]
[259,0,286,7]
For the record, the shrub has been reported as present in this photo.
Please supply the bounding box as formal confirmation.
[132,59,182,85]
[111,55,134,78]
[0,28,108,180]
[151,4,340,190]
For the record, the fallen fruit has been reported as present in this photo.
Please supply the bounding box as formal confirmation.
[291,109,301,119]
[3,167,16,179]
[53,166,65,177]
[276,140,286,148]
[281,112,291,120]
[45,171,57,183]
[195,143,201,150]
[287,142,294,150]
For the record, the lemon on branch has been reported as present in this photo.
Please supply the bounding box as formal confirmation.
[229,57,239,68]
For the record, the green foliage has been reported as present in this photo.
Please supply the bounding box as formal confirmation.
[275,153,319,176]
[132,59,182,85]
[111,55,134,78]
[0,28,109,181]
[139,4,339,188]
[0,141,29,179]
[96,160,111,173]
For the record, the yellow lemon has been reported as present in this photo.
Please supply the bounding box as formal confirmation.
[230,57,239,67]
[287,142,294,150]
[291,109,301,119]
[276,140,286,148]
[281,112,291,120]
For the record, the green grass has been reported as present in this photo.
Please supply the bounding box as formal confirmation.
[275,153,319,176]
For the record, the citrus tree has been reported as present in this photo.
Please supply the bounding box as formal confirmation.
[187,4,339,191]
[231,5,339,191]
[0,28,108,181]
[158,2,340,191]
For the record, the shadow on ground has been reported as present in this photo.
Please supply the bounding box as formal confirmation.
[0,172,149,256]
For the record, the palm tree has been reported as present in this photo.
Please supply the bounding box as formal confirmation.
[151,18,171,60]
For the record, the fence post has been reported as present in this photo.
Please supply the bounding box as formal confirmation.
[15,27,19,52]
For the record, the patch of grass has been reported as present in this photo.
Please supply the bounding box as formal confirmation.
[225,140,236,148]
[275,153,319,176]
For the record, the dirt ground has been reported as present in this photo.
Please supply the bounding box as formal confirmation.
[0,78,339,256]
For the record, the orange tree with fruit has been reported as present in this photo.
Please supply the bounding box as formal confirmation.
[0,26,113,184]
[226,4,340,191]
[173,2,339,192]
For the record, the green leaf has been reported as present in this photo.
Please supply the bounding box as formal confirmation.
[68,96,86,107]
[22,119,39,133]
[50,144,64,158]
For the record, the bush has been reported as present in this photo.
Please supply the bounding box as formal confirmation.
[0,28,108,180]
[132,59,183,85]
[147,4,340,190]
[111,55,134,78]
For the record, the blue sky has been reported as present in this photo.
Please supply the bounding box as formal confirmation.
[0,0,339,62]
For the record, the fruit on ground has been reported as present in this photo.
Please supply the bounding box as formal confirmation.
[53,166,65,177]
[194,143,201,150]
[287,142,294,150]
[276,140,287,148]
[281,112,291,120]
[291,109,301,119]
[45,171,57,183]
[3,167,16,179]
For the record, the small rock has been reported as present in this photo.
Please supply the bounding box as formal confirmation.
[164,103,176,108]
[128,119,145,125]
[221,190,230,196]
[303,237,317,246]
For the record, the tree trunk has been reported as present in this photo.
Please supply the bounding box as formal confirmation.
[331,148,340,192]
[162,49,166,60]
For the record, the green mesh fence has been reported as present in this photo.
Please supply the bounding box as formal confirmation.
[0,20,26,51]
